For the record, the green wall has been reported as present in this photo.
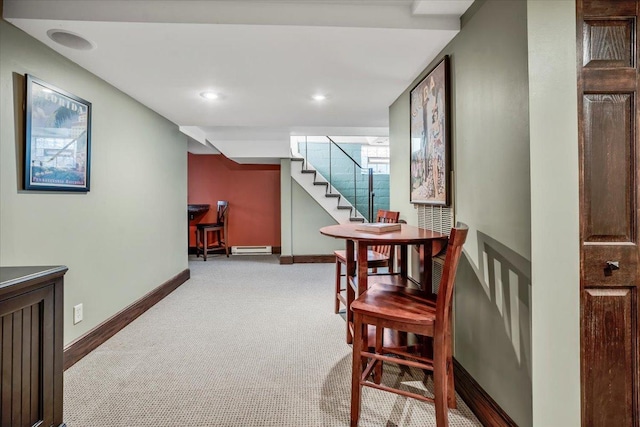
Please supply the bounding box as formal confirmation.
[390,0,581,425]
[290,180,342,255]
[0,20,188,345]
[280,159,342,257]
[528,1,580,425]
[389,1,532,425]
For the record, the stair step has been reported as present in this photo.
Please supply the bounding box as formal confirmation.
[294,159,370,224]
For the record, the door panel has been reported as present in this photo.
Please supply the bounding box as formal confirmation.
[583,18,635,68]
[578,1,639,426]
[582,288,635,427]
[583,0,637,17]
[583,93,634,242]
[583,245,639,287]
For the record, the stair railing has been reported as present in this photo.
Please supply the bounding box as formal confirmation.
[298,136,374,222]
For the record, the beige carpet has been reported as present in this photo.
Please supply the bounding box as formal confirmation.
[64,255,482,426]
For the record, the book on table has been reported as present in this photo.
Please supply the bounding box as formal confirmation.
[355,222,401,233]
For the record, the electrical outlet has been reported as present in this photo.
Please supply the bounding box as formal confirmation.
[73,303,83,324]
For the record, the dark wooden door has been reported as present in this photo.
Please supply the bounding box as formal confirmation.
[577,1,639,425]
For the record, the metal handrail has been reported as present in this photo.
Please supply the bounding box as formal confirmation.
[298,136,375,222]
[326,136,364,168]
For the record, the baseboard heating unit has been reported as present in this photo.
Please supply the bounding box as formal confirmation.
[231,246,272,255]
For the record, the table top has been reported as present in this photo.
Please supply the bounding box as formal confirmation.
[0,266,68,290]
[319,223,447,244]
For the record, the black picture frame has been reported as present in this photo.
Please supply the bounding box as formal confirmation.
[24,75,91,192]
[409,55,451,206]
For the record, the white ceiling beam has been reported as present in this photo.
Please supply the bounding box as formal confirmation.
[412,0,474,17]
[4,0,460,31]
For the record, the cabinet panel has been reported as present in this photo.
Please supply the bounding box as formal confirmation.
[0,266,66,427]
[0,286,52,427]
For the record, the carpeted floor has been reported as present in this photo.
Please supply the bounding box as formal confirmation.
[64,255,482,426]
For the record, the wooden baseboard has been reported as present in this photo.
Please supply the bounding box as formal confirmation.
[292,255,335,263]
[191,246,282,255]
[280,255,335,264]
[63,269,190,370]
[453,358,518,426]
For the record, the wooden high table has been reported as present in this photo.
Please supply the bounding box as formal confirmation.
[320,223,447,343]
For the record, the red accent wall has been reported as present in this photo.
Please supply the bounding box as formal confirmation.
[188,154,281,248]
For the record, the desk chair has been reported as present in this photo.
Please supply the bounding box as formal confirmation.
[333,209,400,313]
[195,201,229,261]
[349,222,468,427]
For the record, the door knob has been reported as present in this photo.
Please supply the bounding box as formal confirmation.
[606,261,620,270]
[604,261,620,276]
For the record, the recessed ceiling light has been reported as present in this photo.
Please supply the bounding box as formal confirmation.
[200,91,219,100]
[312,94,327,101]
[46,29,95,51]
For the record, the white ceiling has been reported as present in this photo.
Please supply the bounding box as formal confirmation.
[4,0,471,159]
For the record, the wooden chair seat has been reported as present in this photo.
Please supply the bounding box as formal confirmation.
[351,284,436,327]
[334,249,389,266]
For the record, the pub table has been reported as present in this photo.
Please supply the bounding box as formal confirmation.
[320,223,447,343]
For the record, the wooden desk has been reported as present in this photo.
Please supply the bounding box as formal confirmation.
[320,223,447,342]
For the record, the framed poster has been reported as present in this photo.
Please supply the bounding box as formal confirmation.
[409,56,451,205]
[24,75,91,192]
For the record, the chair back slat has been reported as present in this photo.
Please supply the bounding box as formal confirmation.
[217,200,228,224]
[377,209,400,224]
[371,209,400,255]
[435,222,468,334]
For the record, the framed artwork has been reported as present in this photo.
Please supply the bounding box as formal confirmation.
[24,75,91,192]
[409,56,451,205]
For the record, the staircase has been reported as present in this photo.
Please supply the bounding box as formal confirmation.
[291,157,366,224]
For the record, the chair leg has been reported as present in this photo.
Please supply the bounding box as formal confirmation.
[346,278,355,344]
[196,229,201,258]
[351,313,365,427]
[203,230,208,261]
[334,259,342,314]
[446,330,456,409]
[373,325,383,384]
[433,334,449,427]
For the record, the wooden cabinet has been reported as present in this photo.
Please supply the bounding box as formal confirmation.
[0,266,67,427]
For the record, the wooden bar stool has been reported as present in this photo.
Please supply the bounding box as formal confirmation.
[350,222,468,427]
